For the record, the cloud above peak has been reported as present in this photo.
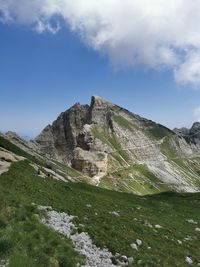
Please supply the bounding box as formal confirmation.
[1,0,200,85]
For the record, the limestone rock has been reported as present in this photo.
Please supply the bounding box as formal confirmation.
[174,122,200,146]
[72,147,107,177]
[34,96,200,192]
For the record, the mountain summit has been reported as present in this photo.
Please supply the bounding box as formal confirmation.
[35,96,200,194]
[174,122,200,145]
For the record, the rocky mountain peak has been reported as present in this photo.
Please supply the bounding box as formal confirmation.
[70,102,83,110]
[34,96,117,176]
[5,131,20,139]
[174,122,200,145]
[90,95,110,107]
[89,95,115,125]
[173,127,190,137]
[191,122,200,134]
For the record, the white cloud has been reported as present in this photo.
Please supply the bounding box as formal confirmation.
[35,20,60,34]
[1,0,200,85]
[174,52,200,86]
[193,107,200,122]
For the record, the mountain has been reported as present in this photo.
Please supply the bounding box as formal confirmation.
[1,98,200,266]
[34,96,200,195]
[174,122,200,145]
[1,114,200,266]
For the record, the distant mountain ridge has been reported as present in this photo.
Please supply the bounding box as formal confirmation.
[174,122,200,145]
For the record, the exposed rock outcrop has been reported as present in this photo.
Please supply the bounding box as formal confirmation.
[3,131,42,158]
[174,122,200,146]
[39,206,128,267]
[72,147,108,179]
[35,96,113,177]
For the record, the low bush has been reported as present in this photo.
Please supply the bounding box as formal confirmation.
[0,238,12,255]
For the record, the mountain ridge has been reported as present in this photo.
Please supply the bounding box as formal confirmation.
[2,96,200,195]
[174,122,200,145]
[26,95,200,195]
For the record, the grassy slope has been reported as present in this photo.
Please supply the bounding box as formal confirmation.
[113,115,138,131]
[1,125,200,266]
[92,125,130,166]
[0,161,85,267]
[1,160,200,266]
[100,164,170,195]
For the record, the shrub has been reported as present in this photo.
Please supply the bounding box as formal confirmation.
[0,217,7,228]
[58,253,76,267]
[37,253,49,266]
[0,238,12,255]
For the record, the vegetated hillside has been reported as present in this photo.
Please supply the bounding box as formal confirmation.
[0,137,200,266]
[34,96,200,194]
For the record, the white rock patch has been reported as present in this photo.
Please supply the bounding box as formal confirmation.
[184,236,193,242]
[144,221,153,228]
[185,256,193,265]
[186,219,198,225]
[0,149,23,162]
[39,206,128,267]
[109,211,120,217]
[130,243,138,251]
[155,224,162,229]
[0,259,9,267]
[43,167,67,182]
[0,160,11,175]
[0,148,24,175]
[136,239,142,246]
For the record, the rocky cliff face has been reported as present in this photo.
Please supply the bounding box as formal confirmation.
[174,122,200,146]
[35,96,200,194]
[35,96,113,180]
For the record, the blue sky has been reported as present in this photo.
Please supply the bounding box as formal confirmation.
[1,1,200,138]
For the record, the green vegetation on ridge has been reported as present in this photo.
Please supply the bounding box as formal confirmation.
[113,115,138,131]
[145,124,175,140]
[100,163,170,195]
[92,125,130,166]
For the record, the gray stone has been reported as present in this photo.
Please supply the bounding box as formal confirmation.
[136,239,142,246]
[185,256,193,265]
[40,206,127,267]
[128,257,134,264]
[130,243,138,250]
